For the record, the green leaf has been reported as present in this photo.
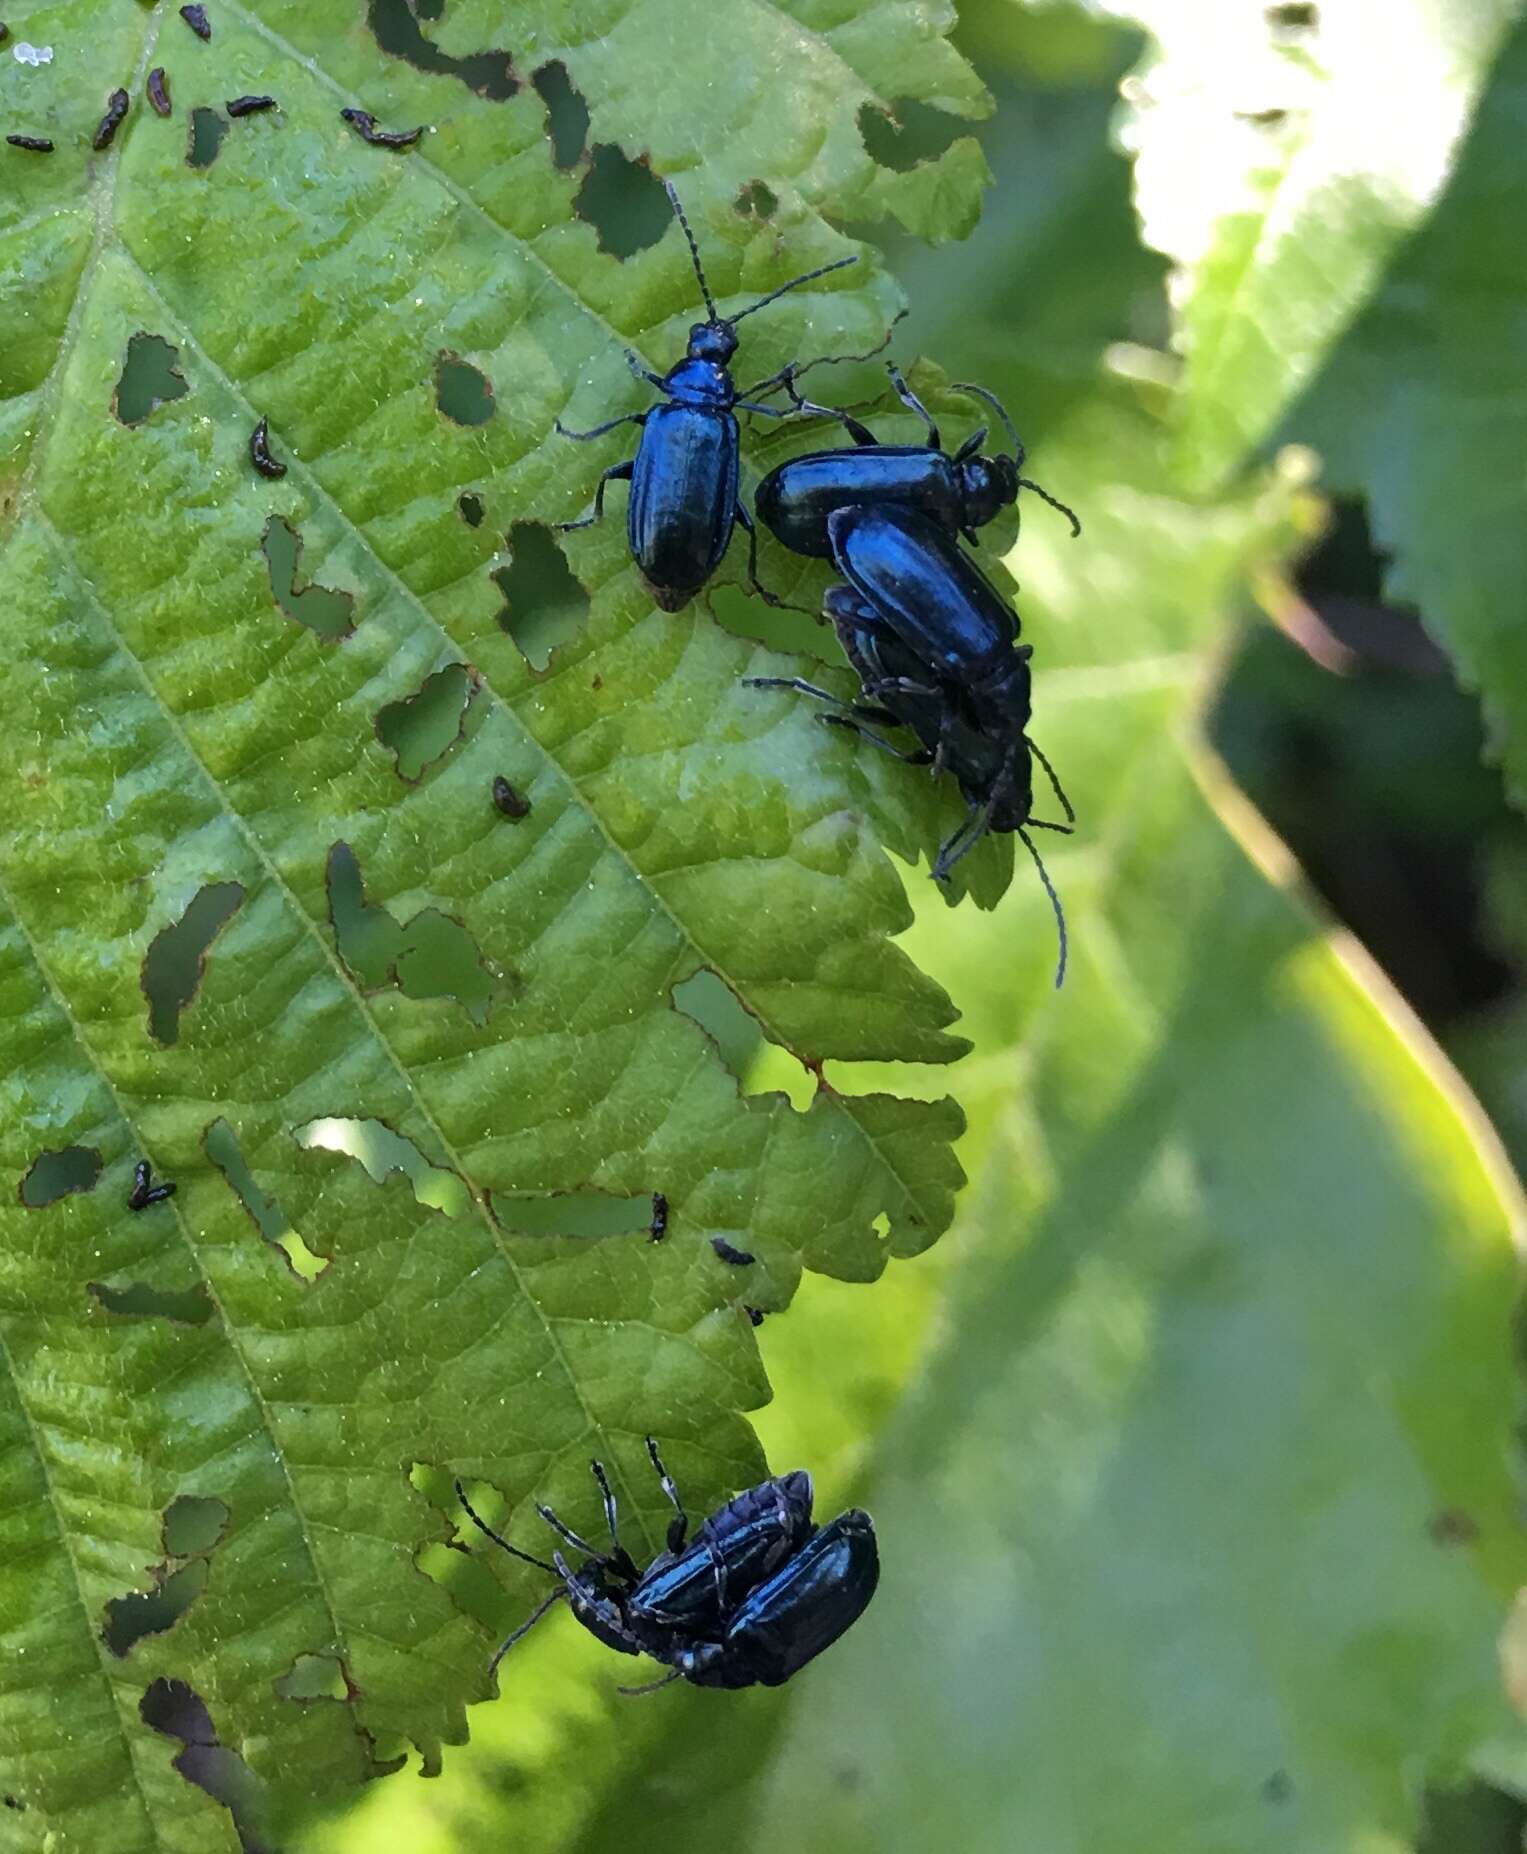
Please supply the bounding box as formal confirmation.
[1294,18,1527,811]
[0,1,993,1843]
[1099,0,1520,487]
[290,40,1527,1844]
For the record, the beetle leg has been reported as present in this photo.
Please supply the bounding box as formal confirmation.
[555,459,635,533]
[821,713,934,765]
[932,798,995,881]
[887,361,940,450]
[488,1589,566,1677]
[555,410,647,442]
[765,367,880,445]
[951,428,988,465]
[625,350,668,391]
[536,1499,612,1564]
[731,501,792,608]
[645,1437,689,1555]
[745,676,897,729]
[733,399,798,420]
[586,1459,642,1583]
[454,1479,561,1575]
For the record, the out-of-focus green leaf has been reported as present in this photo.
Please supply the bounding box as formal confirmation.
[0,1,997,1845]
[1099,0,1520,487]
[1293,19,1527,811]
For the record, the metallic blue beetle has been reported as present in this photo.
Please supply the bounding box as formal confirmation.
[749,501,1074,985]
[755,361,1079,557]
[456,1439,877,1691]
[554,182,858,613]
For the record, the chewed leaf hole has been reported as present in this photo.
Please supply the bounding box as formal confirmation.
[457,491,485,526]
[261,516,356,640]
[489,1191,656,1238]
[857,98,966,173]
[275,1653,350,1702]
[90,1280,213,1325]
[735,179,778,219]
[140,1680,270,1848]
[367,0,518,99]
[293,1116,471,1218]
[113,332,189,426]
[20,1144,102,1207]
[103,1559,209,1656]
[672,968,815,1110]
[326,841,495,1022]
[376,663,477,781]
[164,1495,229,1558]
[532,60,589,169]
[574,145,670,257]
[435,352,496,426]
[187,107,227,168]
[141,880,244,1046]
[205,1117,329,1281]
[493,523,590,670]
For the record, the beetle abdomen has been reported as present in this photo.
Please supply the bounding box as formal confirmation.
[630,404,738,609]
[756,447,963,558]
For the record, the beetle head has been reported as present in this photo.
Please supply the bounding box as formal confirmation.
[687,321,739,364]
[957,452,1020,529]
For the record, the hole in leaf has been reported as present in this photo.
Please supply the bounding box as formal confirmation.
[141,880,244,1046]
[2,1796,22,1811]
[532,60,588,169]
[375,663,476,781]
[113,332,189,426]
[672,969,814,1110]
[735,179,777,219]
[326,841,496,1021]
[261,516,356,640]
[140,1680,273,1854]
[205,1118,329,1281]
[293,1116,471,1218]
[274,1653,350,1702]
[457,491,485,527]
[434,352,496,427]
[857,98,965,173]
[187,107,228,168]
[573,145,670,258]
[493,523,590,670]
[90,1280,214,1325]
[324,841,399,988]
[103,1559,209,1656]
[366,0,518,99]
[163,1495,229,1558]
[19,1144,102,1207]
[488,1192,657,1238]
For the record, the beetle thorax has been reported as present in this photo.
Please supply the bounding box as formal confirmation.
[664,352,736,406]
[957,453,1020,530]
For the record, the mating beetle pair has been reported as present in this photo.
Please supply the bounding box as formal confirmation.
[556,181,1078,982]
[456,1439,878,1691]
[748,363,1079,984]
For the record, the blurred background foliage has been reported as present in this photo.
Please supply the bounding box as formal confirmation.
[293,1,1527,1849]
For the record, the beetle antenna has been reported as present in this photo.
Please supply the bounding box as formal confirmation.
[729,254,859,325]
[455,1478,561,1577]
[950,381,1082,535]
[1016,476,1082,538]
[1028,738,1076,824]
[663,180,721,325]
[617,1670,685,1698]
[1017,827,1068,990]
[488,1589,565,1677]
[948,380,1023,458]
